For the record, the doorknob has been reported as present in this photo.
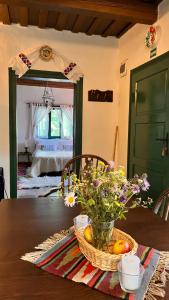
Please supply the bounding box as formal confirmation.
[156,133,168,157]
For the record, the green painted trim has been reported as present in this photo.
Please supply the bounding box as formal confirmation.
[73,77,83,157]
[9,68,17,198]
[127,50,169,177]
[127,70,133,178]
[24,70,67,80]
[131,50,169,76]
[9,69,83,197]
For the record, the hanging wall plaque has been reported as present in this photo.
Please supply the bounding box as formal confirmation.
[88,90,113,102]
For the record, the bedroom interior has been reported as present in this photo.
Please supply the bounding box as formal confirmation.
[17,76,74,197]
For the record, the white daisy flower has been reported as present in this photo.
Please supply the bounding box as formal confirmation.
[64,192,77,207]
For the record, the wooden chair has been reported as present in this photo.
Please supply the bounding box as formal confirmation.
[153,189,169,221]
[61,154,108,195]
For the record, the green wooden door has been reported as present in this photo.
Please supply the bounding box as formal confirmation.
[128,53,169,202]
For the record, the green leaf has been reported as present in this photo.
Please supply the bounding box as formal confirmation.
[87,198,95,206]
[114,201,122,207]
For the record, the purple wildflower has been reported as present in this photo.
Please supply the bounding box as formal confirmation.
[93,179,101,188]
[131,184,140,194]
[121,184,127,192]
[119,195,127,203]
[141,178,150,191]
[107,160,115,172]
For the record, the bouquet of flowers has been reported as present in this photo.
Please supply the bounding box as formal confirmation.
[64,161,152,249]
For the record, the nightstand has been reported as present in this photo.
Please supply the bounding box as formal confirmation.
[18,150,32,163]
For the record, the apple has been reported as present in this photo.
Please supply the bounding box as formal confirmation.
[84,225,93,243]
[107,240,116,254]
[112,239,130,254]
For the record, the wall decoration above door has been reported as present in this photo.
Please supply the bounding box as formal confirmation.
[39,45,53,62]
[10,45,83,82]
[88,90,113,102]
[145,26,157,48]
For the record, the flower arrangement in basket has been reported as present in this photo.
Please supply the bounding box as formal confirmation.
[64,161,152,255]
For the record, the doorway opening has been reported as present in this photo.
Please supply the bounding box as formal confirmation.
[9,69,83,198]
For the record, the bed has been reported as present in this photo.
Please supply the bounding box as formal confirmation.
[28,139,73,177]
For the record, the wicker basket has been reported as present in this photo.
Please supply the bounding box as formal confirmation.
[75,227,138,271]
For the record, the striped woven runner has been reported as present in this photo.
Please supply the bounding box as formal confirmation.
[22,232,169,300]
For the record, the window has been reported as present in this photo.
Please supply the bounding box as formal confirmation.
[50,109,61,138]
[37,108,61,139]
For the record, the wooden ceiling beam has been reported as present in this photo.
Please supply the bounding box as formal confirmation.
[72,14,86,33]
[116,22,135,38]
[102,20,116,37]
[0,0,160,24]
[55,12,68,31]
[17,78,74,89]
[0,4,10,24]
[19,6,28,26]
[87,17,101,35]
[38,10,48,28]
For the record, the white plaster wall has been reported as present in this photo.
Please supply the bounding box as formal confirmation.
[0,24,119,194]
[118,0,169,170]
[17,85,74,152]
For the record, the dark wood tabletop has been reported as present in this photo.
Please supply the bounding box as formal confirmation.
[0,198,169,300]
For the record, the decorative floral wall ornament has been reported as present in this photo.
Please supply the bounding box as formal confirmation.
[39,45,53,61]
[145,26,157,48]
[10,45,83,82]
[19,53,32,69]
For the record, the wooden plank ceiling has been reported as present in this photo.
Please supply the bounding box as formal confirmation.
[0,0,162,38]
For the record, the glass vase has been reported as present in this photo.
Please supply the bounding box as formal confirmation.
[91,220,114,250]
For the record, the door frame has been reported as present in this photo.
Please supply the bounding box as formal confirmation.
[9,68,83,198]
[128,50,169,176]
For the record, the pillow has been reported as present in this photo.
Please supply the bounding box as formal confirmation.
[57,144,64,151]
[36,139,60,151]
[63,144,73,151]
[44,144,55,151]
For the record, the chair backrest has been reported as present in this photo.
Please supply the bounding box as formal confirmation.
[153,189,169,221]
[61,154,108,195]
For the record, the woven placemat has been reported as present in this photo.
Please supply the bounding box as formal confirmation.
[21,229,169,300]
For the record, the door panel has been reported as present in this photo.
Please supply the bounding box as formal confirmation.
[134,123,165,161]
[128,54,169,203]
[136,70,167,114]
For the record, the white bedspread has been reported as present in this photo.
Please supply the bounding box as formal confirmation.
[18,176,61,189]
[28,150,73,177]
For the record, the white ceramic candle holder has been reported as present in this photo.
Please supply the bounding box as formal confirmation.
[73,214,89,229]
[118,260,145,293]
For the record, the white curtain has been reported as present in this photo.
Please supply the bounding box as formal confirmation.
[54,108,63,137]
[26,104,52,149]
[60,105,73,139]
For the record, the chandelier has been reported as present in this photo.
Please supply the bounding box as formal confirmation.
[42,85,55,106]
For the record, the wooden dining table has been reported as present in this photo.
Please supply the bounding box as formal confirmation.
[0,197,169,300]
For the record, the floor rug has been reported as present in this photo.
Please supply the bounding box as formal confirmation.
[18,162,31,177]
